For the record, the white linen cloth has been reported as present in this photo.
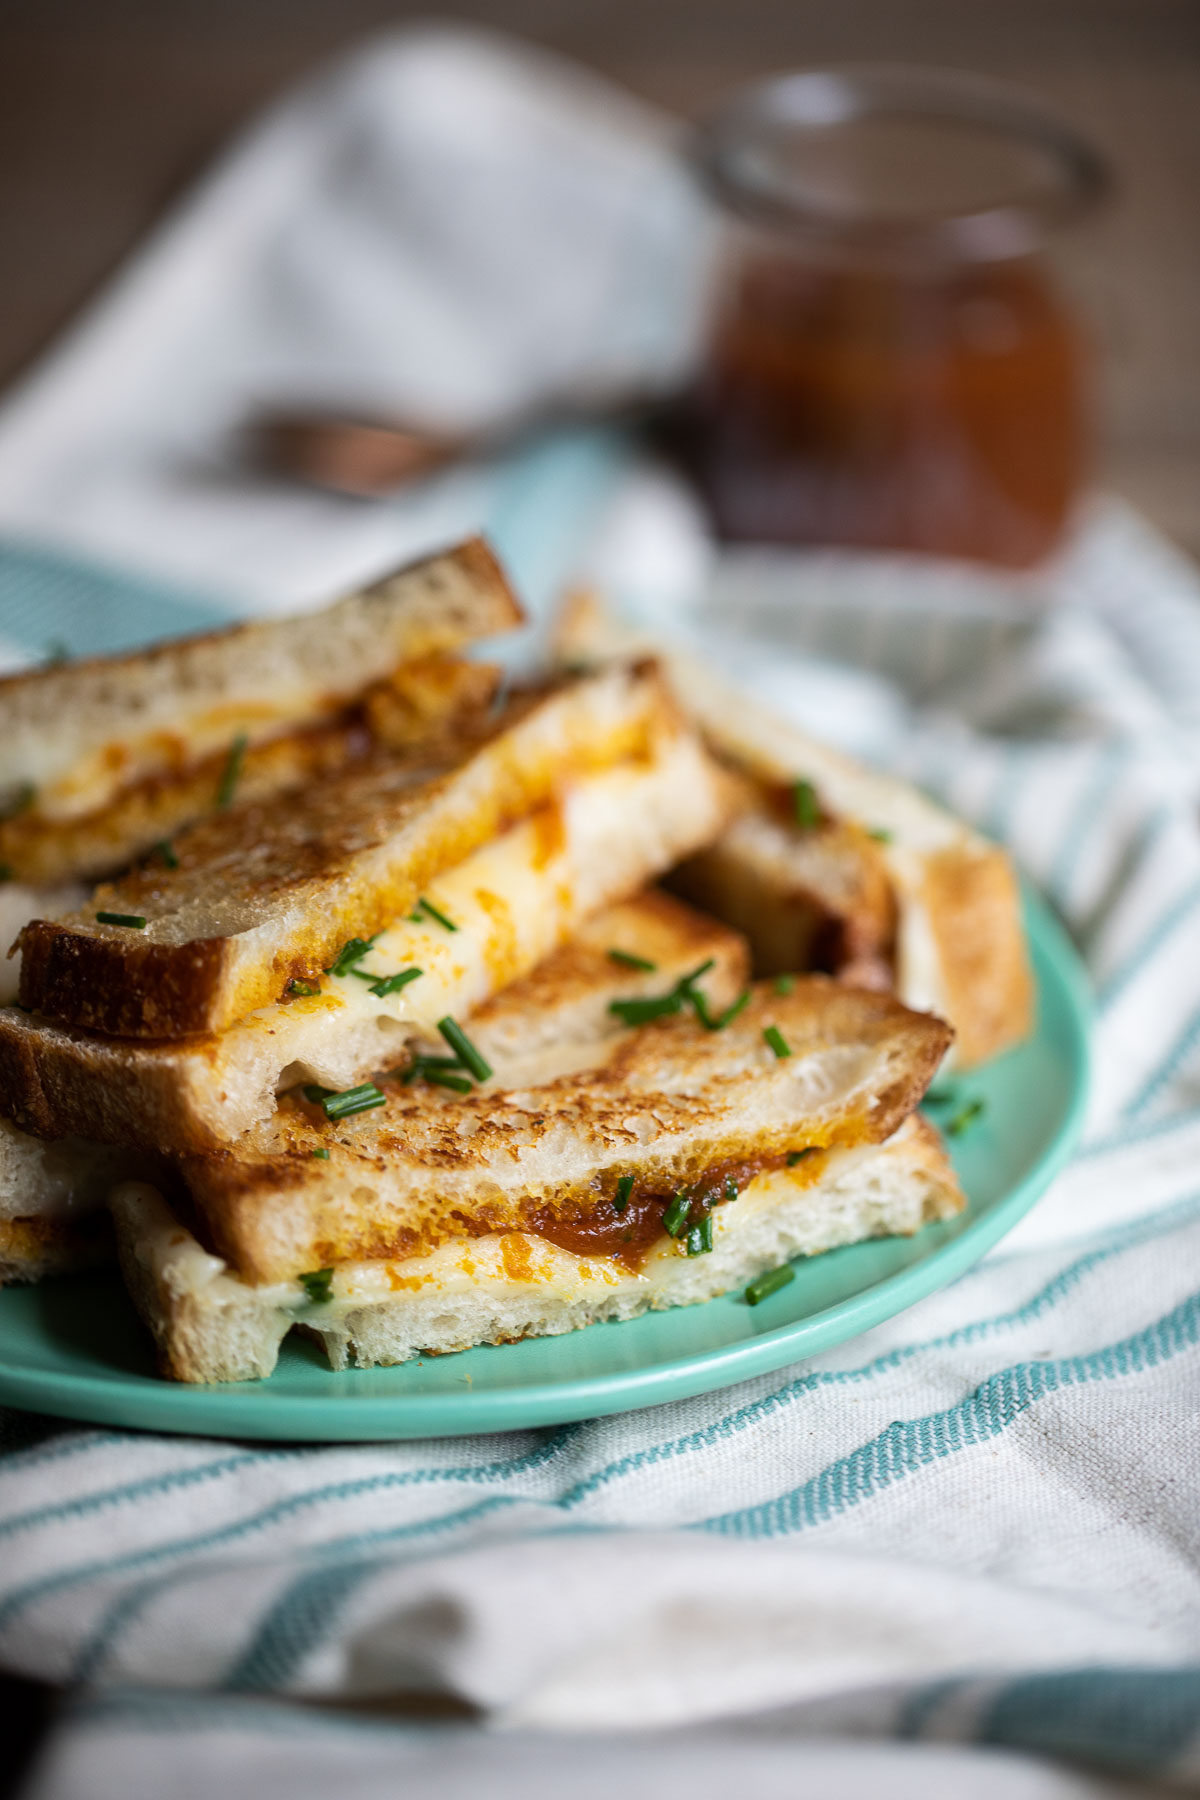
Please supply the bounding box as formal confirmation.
[1,27,1199,1800]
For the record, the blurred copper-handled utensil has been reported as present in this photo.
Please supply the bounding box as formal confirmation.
[252,391,666,499]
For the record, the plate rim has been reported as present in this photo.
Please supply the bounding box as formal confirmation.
[0,884,1091,1441]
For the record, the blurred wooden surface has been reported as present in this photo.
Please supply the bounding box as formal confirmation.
[1,0,1198,550]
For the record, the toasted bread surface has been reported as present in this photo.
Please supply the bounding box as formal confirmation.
[182,979,951,1283]
[0,537,519,829]
[17,665,685,1038]
[0,657,500,887]
[0,1211,113,1286]
[111,1115,963,1381]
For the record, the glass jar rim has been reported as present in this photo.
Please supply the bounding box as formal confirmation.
[691,65,1110,261]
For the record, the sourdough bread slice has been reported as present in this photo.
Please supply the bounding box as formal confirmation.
[0,731,736,1150]
[16,664,688,1039]
[181,979,952,1284]
[0,536,518,841]
[555,593,1032,1068]
[112,1115,963,1382]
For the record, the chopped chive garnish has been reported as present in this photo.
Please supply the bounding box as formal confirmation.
[745,1264,795,1305]
[436,1016,492,1082]
[613,1174,635,1217]
[311,1147,330,1160]
[663,1193,691,1238]
[868,827,893,844]
[44,640,69,666]
[302,1083,332,1103]
[0,783,35,823]
[286,978,321,998]
[607,948,658,972]
[216,732,248,809]
[792,777,819,831]
[773,974,796,995]
[787,1148,817,1167]
[723,1177,739,1203]
[154,839,179,870]
[421,1068,474,1094]
[326,934,381,978]
[609,992,683,1026]
[319,1083,387,1120]
[368,967,423,999]
[924,1085,958,1107]
[763,1025,791,1059]
[685,1214,714,1256]
[691,987,751,1032]
[946,1097,986,1137]
[413,896,458,932]
[298,1268,333,1304]
[96,911,147,929]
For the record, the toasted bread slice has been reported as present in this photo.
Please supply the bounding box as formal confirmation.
[0,1212,114,1286]
[112,1115,963,1382]
[0,736,737,1149]
[0,536,518,840]
[0,656,500,887]
[15,664,690,1039]
[555,593,1032,1067]
[181,979,951,1284]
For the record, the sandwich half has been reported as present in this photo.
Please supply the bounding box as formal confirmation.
[555,593,1033,1069]
[111,974,959,1381]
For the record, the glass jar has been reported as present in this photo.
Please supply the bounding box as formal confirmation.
[687,68,1108,567]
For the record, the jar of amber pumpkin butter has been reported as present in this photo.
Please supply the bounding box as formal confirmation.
[687,68,1109,567]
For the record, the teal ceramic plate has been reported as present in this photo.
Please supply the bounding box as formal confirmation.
[0,886,1089,1442]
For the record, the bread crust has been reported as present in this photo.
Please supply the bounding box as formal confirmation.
[920,843,1034,1066]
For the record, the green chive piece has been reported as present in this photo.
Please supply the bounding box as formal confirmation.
[44,640,69,666]
[608,992,683,1027]
[216,732,248,809]
[96,911,147,930]
[613,1174,635,1217]
[773,974,796,995]
[686,1214,714,1256]
[746,1264,795,1306]
[662,1193,691,1238]
[436,1016,492,1083]
[298,1268,334,1305]
[763,1024,791,1059]
[924,1084,958,1107]
[326,934,381,978]
[320,1083,387,1120]
[946,1097,986,1137]
[153,839,180,870]
[692,987,751,1032]
[792,778,820,830]
[607,948,658,972]
[422,1068,474,1094]
[286,978,322,998]
[368,967,423,999]
[311,1147,330,1160]
[0,865,12,883]
[302,1083,332,1104]
[414,896,458,933]
[787,1148,817,1168]
[0,783,35,824]
[868,827,893,844]
[723,1177,739,1203]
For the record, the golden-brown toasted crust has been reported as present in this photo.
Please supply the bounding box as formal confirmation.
[920,843,1034,1067]
[184,979,952,1282]
[16,667,686,1038]
[0,658,500,887]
